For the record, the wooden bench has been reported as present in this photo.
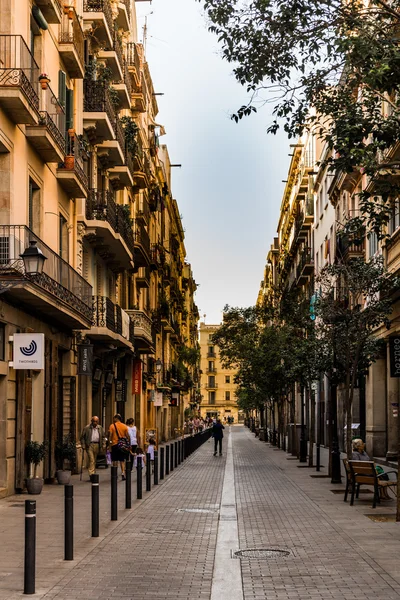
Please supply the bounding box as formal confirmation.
[348,460,397,509]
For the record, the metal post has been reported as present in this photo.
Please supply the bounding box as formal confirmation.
[177,440,181,465]
[316,380,321,472]
[299,385,307,462]
[137,456,143,499]
[91,474,99,537]
[165,445,170,475]
[111,465,118,521]
[181,438,184,462]
[64,484,73,561]
[24,500,36,595]
[125,458,132,509]
[154,451,159,485]
[174,441,178,468]
[146,453,151,492]
[160,447,165,480]
[170,443,174,472]
[331,378,342,483]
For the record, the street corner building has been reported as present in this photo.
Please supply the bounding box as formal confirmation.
[0,0,200,497]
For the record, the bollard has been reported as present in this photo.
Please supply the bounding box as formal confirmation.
[125,458,132,509]
[174,441,178,468]
[137,456,143,499]
[170,443,174,472]
[64,484,73,561]
[154,451,159,485]
[111,465,118,521]
[183,437,187,460]
[24,500,36,595]
[160,447,165,480]
[146,452,151,492]
[165,445,170,475]
[177,440,181,465]
[91,474,99,538]
[181,439,184,463]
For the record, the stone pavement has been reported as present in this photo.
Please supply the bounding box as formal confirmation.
[1,427,400,599]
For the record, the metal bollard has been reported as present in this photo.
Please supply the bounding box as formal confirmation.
[125,458,132,509]
[174,441,178,468]
[24,500,36,595]
[137,456,143,499]
[111,465,118,521]
[160,447,165,480]
[177,440,181,465]
[154,451,159,485]
[165,445,170,475]
[91,474,99,537]
[146,453,151,492]
[180,439,184,463]
[170,443,174,472]
[64,484,73,561]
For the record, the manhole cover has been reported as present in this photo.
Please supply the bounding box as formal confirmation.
[234,548,290,559]
[177,508,218,514]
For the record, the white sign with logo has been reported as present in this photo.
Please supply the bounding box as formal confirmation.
[13,333,45,370]
[154,391,163,407]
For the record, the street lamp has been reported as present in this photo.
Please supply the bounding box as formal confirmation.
[155,358,162,373]
[21,240,47,275]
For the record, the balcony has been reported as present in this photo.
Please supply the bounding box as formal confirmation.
[131,74,147,113]
[85,190,134,268]
[113,60,132,110]
[98,32,124,82]
[59,8,85,79]
[109,148,134,189]
[135,265,150,288]
[0,35,40,125]
[26,84,66,163]
[137,197,150,224]
[206,368,217,374]
[126,43,141,89]
[97,117,125,169]
[0,225,92,329]
[296,248,314,285]
[115,0,131,31]
[125,308,154,353]
[83,0,113,47]
[205,382,218,390]
[83,79,116,143]
[90,296,134,348]
[134,221,151,267]
[336,236,365,262]
[150,243,164,271]
[35,0,62,23]
[132,140,150,190]
[207,351,216,359]
[57,134,89,198]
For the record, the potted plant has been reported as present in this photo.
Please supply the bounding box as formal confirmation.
[38,73,50,89]
[26,441,48,495]
[55,434,76,485]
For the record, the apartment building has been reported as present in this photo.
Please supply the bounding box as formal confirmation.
[0,0,199,497]
[199,323,239,423]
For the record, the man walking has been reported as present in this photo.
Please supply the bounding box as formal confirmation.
[108,414,130,480]
[212,418,225,456]
[80,416,106,480]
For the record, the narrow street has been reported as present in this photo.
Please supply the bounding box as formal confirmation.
[1,427,400,599]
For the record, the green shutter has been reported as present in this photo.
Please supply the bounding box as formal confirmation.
[66,89,73,131]
[58,70,67,108]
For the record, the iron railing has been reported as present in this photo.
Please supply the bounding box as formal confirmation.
[128,309,153,343]
[83,0,113,35]
[59,135,89,191]
[126,42,140,80]
[39,83,66,154]
[137,197,150,222]
[116,117,125,153]
[92,295,116,330]
[86,189,117,231]
[0,225,92,319]
[119,58,132,97]
[83,79,116,132]
[116,205,135,255]
[113,31,124,73]
[296,247,314,281]
[0,35,40,111]
[59,8,84,66]
[134,221,151,257]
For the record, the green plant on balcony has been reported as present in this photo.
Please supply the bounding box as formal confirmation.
[119,203,134,226]
[120,116,138,155]
[158,294,170,318]
[108,86,120,109]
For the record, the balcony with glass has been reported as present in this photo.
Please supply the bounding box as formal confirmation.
[0,35,40,125]
[59,7,85,79]
[57,133,89,198]
[83,0,113,47]
[26,83,66,163]
[0,225,92,329]
[90,295,134,349]
[83,79,116,144]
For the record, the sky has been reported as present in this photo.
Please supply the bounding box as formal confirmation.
[135,0,291,324]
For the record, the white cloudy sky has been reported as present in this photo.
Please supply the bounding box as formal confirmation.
[135,0,290,324]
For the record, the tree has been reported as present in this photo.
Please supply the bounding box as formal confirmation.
[316,255,399,458]
[197,0,400,231]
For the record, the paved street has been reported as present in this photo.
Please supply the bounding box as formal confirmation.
[1,427,400,599]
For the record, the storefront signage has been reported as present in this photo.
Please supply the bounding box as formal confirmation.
[133,360,142,394]
[389,336,400,377]
[77,345,93,376]
[115,379,127,402]
[13,333,44,370]
[154,391,163,407]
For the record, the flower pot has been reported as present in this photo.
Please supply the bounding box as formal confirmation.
[26,477,44,495]
[64,155,75,170]
[56,470,72,485]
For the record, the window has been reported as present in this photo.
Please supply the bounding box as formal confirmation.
[208,376,215,388]
[369,232,378,257]
[225,391,230,401]
[208,391,216,404]
[28,178,41,235]
[208,361,214,372]
[225,375,230,384]
[208,345,215,357]
[59,213,69,261]
[389,199,400,235]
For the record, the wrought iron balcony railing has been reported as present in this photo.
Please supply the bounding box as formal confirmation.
[134,221,151,257]
[113,31,124,73]
[39,83,66,154]
[59,134,89,191]
[59,7,84,66]
[86,189,117,230]
[126,42,141,83]
[119,58,132,97]
[116,205,135,255]
[83,0,113,34]
[83,79,116,132]
[0,225,92,320]
[0,35,40,111]
[93,296,133,342]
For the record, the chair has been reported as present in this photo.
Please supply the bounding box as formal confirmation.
[342,458,352,502]
[348,460,397,509]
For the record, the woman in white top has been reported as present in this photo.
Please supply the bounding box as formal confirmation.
[126,418,138,454]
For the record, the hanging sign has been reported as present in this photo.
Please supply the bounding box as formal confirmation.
[154,391,163,407]
[389,336,400,377]
[133,360,142,394]
[13,333,45,370]
[77,344,93,376]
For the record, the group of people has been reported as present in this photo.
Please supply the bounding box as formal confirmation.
[80,414,156,480]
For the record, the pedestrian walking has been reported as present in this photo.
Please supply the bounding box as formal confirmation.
[126,417,138,455]
[147,438,156,473]
[133,447,146,468]
[188,418,194,436]
[108,414,130,480]
[212,418,225,456]
[80,416,106,480]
